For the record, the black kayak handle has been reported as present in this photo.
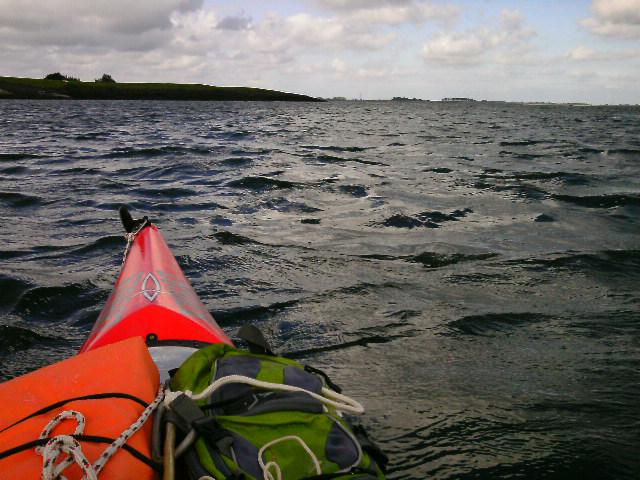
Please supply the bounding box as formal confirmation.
[119,206,149,233]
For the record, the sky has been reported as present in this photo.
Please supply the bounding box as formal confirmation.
[1,0,639,103]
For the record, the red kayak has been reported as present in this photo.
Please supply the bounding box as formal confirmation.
[81,210,232,354]
[0,207,232,478]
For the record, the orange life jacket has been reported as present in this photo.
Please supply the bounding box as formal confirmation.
[0,336,160,479]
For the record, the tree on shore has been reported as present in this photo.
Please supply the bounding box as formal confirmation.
[44,72,79,81]
[45,72,65,80]
[96,73,116,83]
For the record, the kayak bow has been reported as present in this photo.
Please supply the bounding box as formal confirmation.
[80,208,232,355]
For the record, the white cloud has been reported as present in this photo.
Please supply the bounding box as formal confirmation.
[581,0,640,38]
[312,0,459,26]
[313,0,413,11]
[236,13,397,55]
[422,9,535,64]
[349,4,458,26]
[568,44,640,61]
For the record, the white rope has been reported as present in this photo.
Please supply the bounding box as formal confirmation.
[174,429,197,458]
[165,374,364,415]
[122,220,149,264]
[258,435,322,480]
[37,386,164,480]
[37,410,96,480]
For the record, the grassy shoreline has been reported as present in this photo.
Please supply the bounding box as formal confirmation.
[0,76,322,102]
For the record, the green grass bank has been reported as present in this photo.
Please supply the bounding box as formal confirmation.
[0,76,322,102]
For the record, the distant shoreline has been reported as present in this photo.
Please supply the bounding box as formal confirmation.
[0,76,322,102]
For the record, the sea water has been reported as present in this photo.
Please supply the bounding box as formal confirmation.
[0,100,638,479]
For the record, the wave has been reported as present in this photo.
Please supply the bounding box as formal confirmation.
[212,299,299,325]
[608,148,640,155]
[257,197,322,213]
[377,208,473,229]
[73,132,111,141]
[301,145,369,153]
[0,191,43,208]
[505,250,640,276]
[0,153,48,161]
[499,140,547,146]
[213,231,259,245]
[554,194,640,208]
[100,145,215,159]
[578,147,603,154]
[226,176,301,191]
[380,214,426,229]
[68,235,124,256]
[313,154,385,166]
[221,156,253,166]
[446,312,550,336]
[473,181,549,200]
[0,324,61,350]
[514,171,591,185]
[137,186,197,198]
[285,332,414,358]
[57,166,103,175]
[221,130,253,140]
[0,165,28,174]
[339,185,368,197]
[409,252,497,268]
[573,145,640,156]
[13,282,105,322]
[0,275,33,311]
[138,163,208,180]
[499,150,546,159]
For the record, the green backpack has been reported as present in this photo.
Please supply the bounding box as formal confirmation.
[166,327,387,480]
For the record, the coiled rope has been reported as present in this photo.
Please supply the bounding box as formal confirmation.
[37,385,164,480]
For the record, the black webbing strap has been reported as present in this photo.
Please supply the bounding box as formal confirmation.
[304,365,343,394]
[0,434,162,472]
[352,424,389,472]
[0,392,149,435]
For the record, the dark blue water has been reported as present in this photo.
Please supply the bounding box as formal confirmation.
[1,100,639,479]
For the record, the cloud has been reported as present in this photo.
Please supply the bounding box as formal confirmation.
[313,0,413,11]
[216,14,252,31]
[581,0,640,38]
[0,0,202,33]
[0,0,203,51]
[422,9,535,64]
[568,44,640,61]
[312,0,459,26]
[239,13,396,54]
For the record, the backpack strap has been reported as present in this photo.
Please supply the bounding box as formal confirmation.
[352,425,388,473]
[304,365,343,394]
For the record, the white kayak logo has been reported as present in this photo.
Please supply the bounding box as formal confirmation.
[141,273,161,302]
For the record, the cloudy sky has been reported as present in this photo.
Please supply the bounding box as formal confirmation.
[1,0,639,103]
